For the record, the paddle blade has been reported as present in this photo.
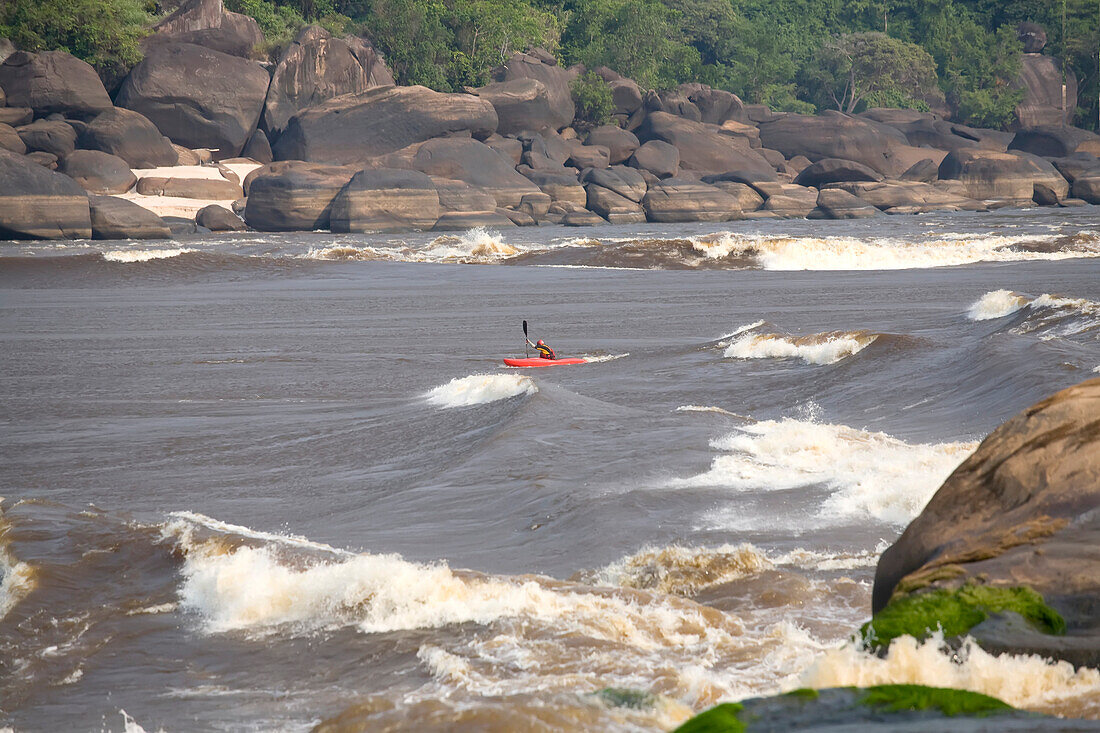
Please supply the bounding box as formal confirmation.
[522,320,528,336]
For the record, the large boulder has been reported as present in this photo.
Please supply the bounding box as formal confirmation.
[0,107,33,127]
[0,123,26,155]
[593,67,643,117]
[0,51,112,119]
[1072,176,1100,204]
[243,161,357,231]
[79,108,179,169]
[16,119,77,158]
[58,150,137,194]
[519,166,585,207]
[580,166,647,203]
[470,78,559,135]
[329,168,440,233]
[813,188,880,219]
[431,177,497,213]
[759,111,921,177]
[584,125,639,165]
[88,195,171,239]
[406,137,538,208]
[0,38,14,65]
[0,149,90,239]
[148,0,263,57]
[835,180,983,213]
[492,50,575,131]
[196,203,246,231]
[636,111,773,175]
[794,158,883,187]
[263,25,393,138]
[938,149,1069,203]
[628,140,679,179]
[676,83,745,125]
[1009,126,1100,159]
[273,86,497,165]
[136,176,243,199]
[585,184,645,223]
[1013,53,1077,129]
[564,139,609,170]
[1048,155,1100,184]
[872,378,1100,666]
[116,42,270,159]
[642,178,739,222]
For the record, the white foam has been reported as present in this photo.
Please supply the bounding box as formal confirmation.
[583,353,629,363]
[423,228,521,262]
[590,543,773,595]
[724,331,878,365]
[424,374,536,408]
[967,289,1030,320]
[968,289,1100,337]
[697,232,1100,270]
[672,418,977,525]
[102,248,195,262]
[802,634,1100,717]
[0,508,36,620]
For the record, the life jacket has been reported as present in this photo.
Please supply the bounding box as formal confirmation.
[535,343,556,360]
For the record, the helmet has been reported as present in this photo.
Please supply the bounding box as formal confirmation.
[537,340,545,345]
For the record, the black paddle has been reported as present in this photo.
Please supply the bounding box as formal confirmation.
[522,320,529,357]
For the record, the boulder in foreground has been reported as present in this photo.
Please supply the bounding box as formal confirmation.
[330,168,440,233]
[243,161,357,231]
[871,377,1100,666]
[0,149,90,239]
[88,196,172,239]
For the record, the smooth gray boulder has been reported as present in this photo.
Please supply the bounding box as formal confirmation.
[116,42,270,159]
[585,184,646,223]
[16,119,77,157]
[794,158,882,187]
[642,178,739,223]
[938,149,1069,203]
[471,78,558,135]
[135,176,243,200]
[407,137,538,207]
[88,195,171,239]
[196,203,246,231]
[431,177,497,213]
[243,161,357,231]
[629,140,679,179]
[636,112,773,175]
[0,51,112,118]
[580,166,647,203]
[1009,126,1100,159]
[584,125,639,165]
[491,50,575,131]
[58,150,137,194]
[0,123,26,155]
[0,149,91,239]
[814,188,881,219]
[79,108,180,169]
[330,168,440,233]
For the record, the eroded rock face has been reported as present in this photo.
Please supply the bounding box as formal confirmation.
[814,188,880,219]
[88,195,171,239]
[16,119,77,158]
[263,25,393,137]
[329,168,439,233]
[1014,54,1076,129]
[243,161,357,231]
[471,78,558,136]
[0,149,90,239]
[149,0,263,58]
[874,378,1100,662]
[0,124,26,155]
[759,111,914,177]
[1009,127,1100,159]
[0,51,112,119]
[407,137,538,208]
[116,42,270,159]
[583,126,639,165]
[274,86,497,165]
[794,158,882,187]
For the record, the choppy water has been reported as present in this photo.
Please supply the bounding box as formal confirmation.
[3,207,1100,732]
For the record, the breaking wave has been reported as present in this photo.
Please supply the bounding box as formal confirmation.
[803,634,1100,718]
[101,248,196,263]
[968,289,1100,338]
[305,228,524,265]
[722,326,880,365]
[424,374,536,408]
[672,418,978,525]
[0,509,36,620]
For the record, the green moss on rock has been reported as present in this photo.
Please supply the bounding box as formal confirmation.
[672,702,746,733]
[593,687,657,710]
[783,687,820,700]
[862,584,1065,648]
[859,684,1013,716]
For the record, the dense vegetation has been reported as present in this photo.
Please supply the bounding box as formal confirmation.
[1,0,1097,129]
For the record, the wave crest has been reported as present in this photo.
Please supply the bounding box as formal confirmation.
[724,328,879,365]
[425,374,536,408]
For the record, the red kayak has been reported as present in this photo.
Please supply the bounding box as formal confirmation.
[503,357,587,368]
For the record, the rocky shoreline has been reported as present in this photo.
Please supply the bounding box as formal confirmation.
[2,0,1100,241]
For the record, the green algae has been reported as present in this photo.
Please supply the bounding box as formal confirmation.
[862,584,1065,648]
[859,684,1013,717]
[783,688,820,700]
[671,702,746,733]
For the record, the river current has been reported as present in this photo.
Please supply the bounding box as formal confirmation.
[3,206,1100,731]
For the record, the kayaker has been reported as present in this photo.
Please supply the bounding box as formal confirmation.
[527,338,557,360]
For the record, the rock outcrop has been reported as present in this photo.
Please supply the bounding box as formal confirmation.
[0,149,91,239]
[0,51,112,119]
[492,50,575,131]
[584,125,639,165]
[872,378,1100,666]
[15,119,77,158]
[1014,54,1077,130]
[938,149,1069,204]
[88,195,171,239]
[759,112,915,177]
[116,42,270,158]
[263,25,393,138]
[273,85,498,165]
[78,108,180,169]
[147,0,263,57]
[329,168,440,232]
[470,79,560,136]
[636,112,773,175]
[794,158,883,187]
[243,161,357,231]
[196,204,247,231]
[1009,126,1100,159]
[406,138,538,208]
[58,150,137,194]
[642,178,739,222]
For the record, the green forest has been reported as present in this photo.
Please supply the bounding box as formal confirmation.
[2,0,1098,129]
